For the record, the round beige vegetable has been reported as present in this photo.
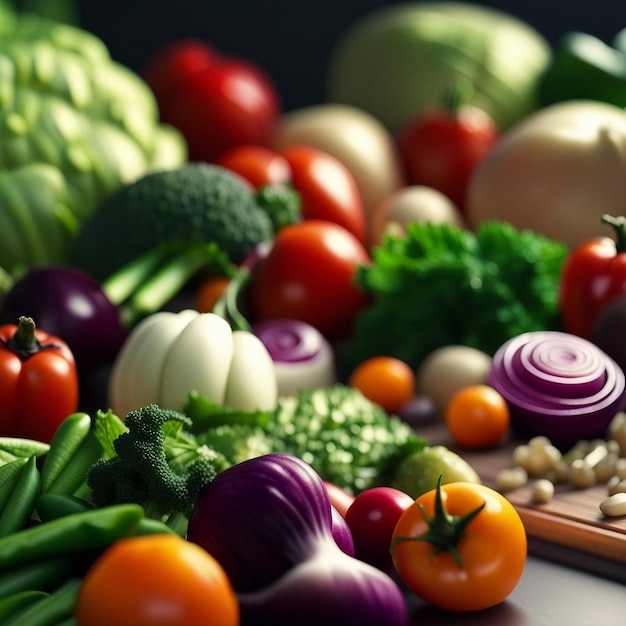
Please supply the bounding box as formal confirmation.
[369,185,464,247]
[466,100,626,249]
[416,345,492,414]
[272,103,404,229]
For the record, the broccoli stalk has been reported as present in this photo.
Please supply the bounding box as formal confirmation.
[86,404,228,536]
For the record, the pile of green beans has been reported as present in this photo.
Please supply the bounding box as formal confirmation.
[0,415,174,624]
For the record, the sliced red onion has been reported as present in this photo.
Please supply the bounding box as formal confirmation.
[252,318,336,396]
[488,331,626,446]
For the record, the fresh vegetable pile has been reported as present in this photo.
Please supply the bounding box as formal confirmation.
[5,0,626,623]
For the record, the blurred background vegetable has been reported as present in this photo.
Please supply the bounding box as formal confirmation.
[0,7,186,274]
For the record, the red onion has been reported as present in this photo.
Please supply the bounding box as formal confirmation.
[252,318,336,395]
[488,331,626,446]
[187,453,408,626]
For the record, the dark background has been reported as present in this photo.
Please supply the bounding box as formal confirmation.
[77,1,626,112]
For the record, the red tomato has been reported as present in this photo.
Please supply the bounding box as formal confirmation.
[397,105,498,213]
[279,145,368,245]
[249,220,370,338]
[75,534,239,626]
[216,145,292,189]
[142,39,281,163]
[560,216,626,339]
[391,480,527,612]
[345,486,414,565]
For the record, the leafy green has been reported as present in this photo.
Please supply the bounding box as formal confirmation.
[343,220,567,371]
[184,385,428,494]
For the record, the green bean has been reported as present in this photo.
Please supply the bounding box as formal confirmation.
[0,437,50,459]
[40,413,97,495]
[135,515,179,536]
[0,455,41,537]
[0,457,29,509]
[0,591,49,623]
[35,493,94,523]
[0,504,144,573]
[0,556,78,599]
[4,577,82,626]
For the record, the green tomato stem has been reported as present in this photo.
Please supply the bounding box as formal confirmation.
[601,214,626,253]
[390,474,485,569]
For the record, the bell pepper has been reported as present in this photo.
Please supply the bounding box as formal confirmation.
[538,31,626,108]
[108,310,278,418]
[0,316,79,443]
[559,215,626,339]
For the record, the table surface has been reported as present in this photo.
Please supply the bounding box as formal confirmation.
[407,553,626,624]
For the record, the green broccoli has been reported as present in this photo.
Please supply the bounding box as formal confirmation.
[86,404,227,535]
[71,163,296,281]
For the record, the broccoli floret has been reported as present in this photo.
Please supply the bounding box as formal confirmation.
[71,163,275,281]
[86,404,226,534]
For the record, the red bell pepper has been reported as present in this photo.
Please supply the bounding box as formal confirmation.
[559,215,626,339]
[0,316,79,442]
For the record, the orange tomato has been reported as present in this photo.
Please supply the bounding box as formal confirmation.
[445,384,510,449]
[75,534,239,626]
[195,276,231,313]
[391,480,527,612]
[348,356,415,413]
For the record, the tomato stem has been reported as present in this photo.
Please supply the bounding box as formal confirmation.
[601,214,626,253]
[390,475,485,569]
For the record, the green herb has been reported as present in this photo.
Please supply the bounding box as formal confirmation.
[344,220,567,371]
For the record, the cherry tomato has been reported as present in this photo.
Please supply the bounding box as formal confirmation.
[391,480,527,612]
[397,103,498,213]
[348,356,415,414]
[195,276,231,313]
[445,384,510,449]
[249,220,370,338]
[0,316,79,442]
[324,481,356,518]
[216,145,292,189]
[280,145,368,245]
[75,533,239,626]
[345,486,414,565]
[142,39,281,163]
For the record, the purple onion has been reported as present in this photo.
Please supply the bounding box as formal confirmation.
[187,453,408,625]
[252,318,336,395]
[488,330,626,446]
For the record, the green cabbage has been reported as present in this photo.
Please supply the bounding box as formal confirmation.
[0,11,186,273]
[326,2,552,132]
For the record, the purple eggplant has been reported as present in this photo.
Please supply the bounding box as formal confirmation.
[0,266,126,370]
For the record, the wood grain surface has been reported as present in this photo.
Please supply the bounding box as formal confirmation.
[414,417,626,564]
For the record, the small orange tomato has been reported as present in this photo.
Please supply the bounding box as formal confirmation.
[75,534,239,626]
[349,356,415,413]
[195,276,231,313]
[391,479,527,612]
[445,384,510,449]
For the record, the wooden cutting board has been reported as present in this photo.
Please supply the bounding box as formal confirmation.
[413,418,626,567]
